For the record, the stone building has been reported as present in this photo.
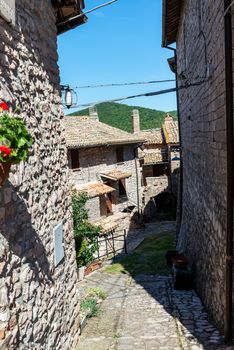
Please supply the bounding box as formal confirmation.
[132,110,180,219]
[62,109,144,234]
[162,0,234,340]
[0,1,87,349]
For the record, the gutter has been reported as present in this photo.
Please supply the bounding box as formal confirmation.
[224,0,234,342]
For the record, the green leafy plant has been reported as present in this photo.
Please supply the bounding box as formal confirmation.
[87,287,107,300]
[80,297,99,318]
[0,104,32,163]
[72,191,100,267]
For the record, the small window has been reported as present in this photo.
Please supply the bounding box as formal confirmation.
[152,164,167,177]
[119,179,126,196]
[116,147,124,163]
[70,149,80,169]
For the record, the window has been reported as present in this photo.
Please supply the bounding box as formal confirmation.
[116,147,124,163]
[119,179,126,196]
[70,149,80,169]
[152,164,167,177]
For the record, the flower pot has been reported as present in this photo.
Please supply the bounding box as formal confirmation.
[172,255,189,268]
[0,162,11,186]
[165,250,179,266]
[84,261,102,277]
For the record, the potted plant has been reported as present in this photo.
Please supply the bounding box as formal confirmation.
[0,101,32,186]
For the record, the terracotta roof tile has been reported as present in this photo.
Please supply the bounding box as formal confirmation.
[73,182,116,198]
[100,169,132,181]
[163,115,179,144]
[92,212,129,235]
[144,153,164,164]
[136,128,164,145]
[62,116,144,148]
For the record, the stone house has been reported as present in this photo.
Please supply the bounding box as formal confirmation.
[162,0,234,340]
[62,109,144,234]
[132,110,180,218]
[0,1,87,349]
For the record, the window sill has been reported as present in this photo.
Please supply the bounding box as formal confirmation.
[72,168,81,172]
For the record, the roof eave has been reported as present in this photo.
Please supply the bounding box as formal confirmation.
[57,14,88,35]
[67,140,144,149]
[52,0,87,35]
[162,0,168,47]
[162,0,183,47]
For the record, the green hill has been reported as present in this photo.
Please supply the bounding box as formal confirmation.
[68,102,177,133]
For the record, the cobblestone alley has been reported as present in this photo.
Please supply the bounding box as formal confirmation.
[77,240,231,350]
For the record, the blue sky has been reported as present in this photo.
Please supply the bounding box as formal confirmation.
[58,0,177,112]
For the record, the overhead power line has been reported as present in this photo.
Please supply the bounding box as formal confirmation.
[66,80,207,109]
[57,0,118,26]
[71,79,176,89]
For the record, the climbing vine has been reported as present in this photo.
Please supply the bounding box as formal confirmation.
[72,191,100,267]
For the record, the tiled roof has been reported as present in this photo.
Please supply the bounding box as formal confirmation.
[100,169,132,181]
[62,116,144,148]
[163,115,179,144]
[144,153,164,165]
[73,182,116,198]
[136,128,164,145]
[92,212,129,235]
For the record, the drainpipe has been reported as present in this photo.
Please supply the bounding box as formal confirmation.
[163,45,183,235]
[224,0,234,342]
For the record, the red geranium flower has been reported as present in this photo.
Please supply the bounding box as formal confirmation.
[0,145,12,158]
[0,101,9,111]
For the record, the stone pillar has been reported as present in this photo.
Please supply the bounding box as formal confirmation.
[132,109,140,133]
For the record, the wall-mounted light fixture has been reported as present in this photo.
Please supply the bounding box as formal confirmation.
[65,88,73,109]
[61,85,77,109]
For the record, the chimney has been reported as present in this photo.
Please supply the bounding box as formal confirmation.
[132,109,140,133]
[89,105,99,121]
[164,113,173,126]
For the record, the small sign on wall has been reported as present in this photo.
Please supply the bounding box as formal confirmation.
[53,222,65,267]
[0,0,15,26]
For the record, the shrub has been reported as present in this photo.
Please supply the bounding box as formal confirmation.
[80,297,98,318]
[72,191,100,267]
[87,287,107,300]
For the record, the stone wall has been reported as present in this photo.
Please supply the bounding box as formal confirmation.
[176,0,227,331]
[71,145,142,220]
[0,2,80,349]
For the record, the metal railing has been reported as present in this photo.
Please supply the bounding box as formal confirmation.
[97,229,127,259]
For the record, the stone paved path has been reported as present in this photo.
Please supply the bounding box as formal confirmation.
[77,270,230,350]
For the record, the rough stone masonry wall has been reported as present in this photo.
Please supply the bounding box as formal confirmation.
[0,2,80,349]
[72,145,142,221]
[176,0,227,332]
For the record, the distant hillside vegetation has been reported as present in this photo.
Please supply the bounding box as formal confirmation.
[68,102,177,133]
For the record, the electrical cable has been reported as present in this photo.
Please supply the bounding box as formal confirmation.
[70,79,176,89]
[57,0,118,26]
[65,79,207,109]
